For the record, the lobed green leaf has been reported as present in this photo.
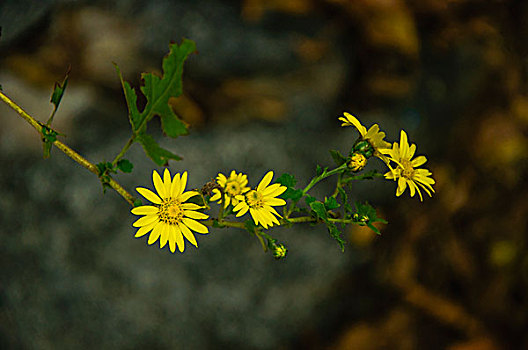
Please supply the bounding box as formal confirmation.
[136,133,182,166]
[116,159,134,173]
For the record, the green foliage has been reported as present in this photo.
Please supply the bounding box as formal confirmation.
[305,195,316,206]
[133,199,143,207]
[277,173,303,201]
[115,39,196,166]
[326,222,346,252]
[329,149,347,166]
[116,159,133,173]
[324,196,340,210]
[50,67,70,111]
[353,201,387,235]
[41,125,59,159]
[309,200,346,251]
[136,133,181,166]
[309,201,327,221]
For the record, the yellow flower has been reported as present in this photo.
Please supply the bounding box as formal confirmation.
[131,169,209,253]
[381,130,435,201]
[233,171,287,229]
[210,170,250,208]
[339,112,391,162]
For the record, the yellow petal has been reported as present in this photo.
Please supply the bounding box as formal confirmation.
[263,185,287,198]
[257,171,274,192]
[216,173,227,186]
[170,173,181,198]
[399,130,409,159]
[172,225,185,252]
[179,172,188,195]
[153,170,167,199]
[184,210,209,220]
[168,226,176,253]
[148,222,163,245]
[135,221,157,238]
[265,197,286,206]
[181,203,203,210]
[163,168,172,189]
[136,187,162,204]
[234,202,249,217]
[180,191,199,202]
[179,222,198,248]
[133,215,159,228]
[210,189,221,202]
[131,205,158,215]
[249,208,261,227]
[182,218,209,234]
[411,156,427,167]
[159,223,169,248]
[341,112,367,136]
[396,177,407,197]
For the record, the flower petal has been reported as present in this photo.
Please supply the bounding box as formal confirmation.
[163,168,172,189]
[131,205,158,216]
[170,173,181,198]
[133,215,159,228]
[147,222,163,245]
[180,191,199,202]
[234,202,249,217]
[182,218,209,234]
[153,170,167,199]
[181,203,203,210]
[179,171,188,195]
[179,222,198,248]
[257,171,274,192]
[135,221,157,238]
[264,197,286,207]
[411,156,427,167]
[168,226,176,253]
[136,187,162,204]
[184,210,209,220]
[396,177,407,197]
[172,225,185,252]
[159,223,169,248]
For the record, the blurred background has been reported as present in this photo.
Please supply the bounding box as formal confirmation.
[1,0,527,349]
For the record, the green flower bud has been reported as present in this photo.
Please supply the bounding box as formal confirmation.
[352,139,374,158]
[272,243,288,260]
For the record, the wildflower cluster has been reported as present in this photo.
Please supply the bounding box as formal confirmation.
[0,37,436,260]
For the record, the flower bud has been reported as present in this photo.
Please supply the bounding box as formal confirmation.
[347,152,367,172]
[352,139,374,158]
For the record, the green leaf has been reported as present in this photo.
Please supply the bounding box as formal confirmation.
[326,222,346,252]
[50,67,70,110]
[41,125,59,159]
[329,149,347,167]
[309,201,327,221]
[114,63,142,131]
[277,173,296,188]
[316,165,323,176]
[133,199,143,207]
[136,133,182,166]
[277,173,303,201]
[324,196,340,210]
[116,159,134,173]
[305,195,316,206]
[139,39,195,138]
[353,201,387,234]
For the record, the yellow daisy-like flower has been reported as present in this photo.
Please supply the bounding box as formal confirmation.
[210,170,251,208]
[233,171,287,229]
[339,112,391,162]
[381,130,435,201]
[131,169,209,253]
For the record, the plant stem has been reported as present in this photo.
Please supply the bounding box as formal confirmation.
[112,135,135,166]
[0,90,137,206]
[302,163,348,195]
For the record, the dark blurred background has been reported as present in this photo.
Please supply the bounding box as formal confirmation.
[1,0,527,349]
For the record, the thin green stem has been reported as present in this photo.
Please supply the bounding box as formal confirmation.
[112,135,135,166]
[0,90,137,206]
[302,163,348,195]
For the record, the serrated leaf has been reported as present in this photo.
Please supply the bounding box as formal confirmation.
[114,63,142,131]
[327,222,346,251]
[136,133,182,166]
[329,149,347,167]
[324,196,340,210]
[310,201,327,221]
[139,39,195,138]
[277,173,297,188]
[116,159,133,173]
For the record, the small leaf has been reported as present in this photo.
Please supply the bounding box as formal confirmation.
[50,66,70,110]
[309,201,327,221]
[329,149,347,167]
[326,222,346,252]
[305,195,316,206]
[316,165,323,176]
[277,173,297,188]
[324,196,340,210]
[116,159,134,173]
[114,63,142,131]
[136,133,182,166]
[133,199,143,207]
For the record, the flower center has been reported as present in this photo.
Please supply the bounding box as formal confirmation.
[225,180,241,196]
[246,190,264,209]
[401,159,415,179]
[158,198,184,225]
